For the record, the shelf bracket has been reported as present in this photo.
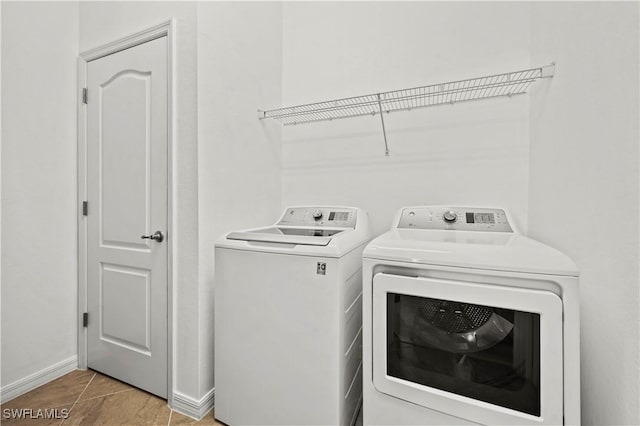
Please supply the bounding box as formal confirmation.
[541,62,555,79]
[376,94,390,156]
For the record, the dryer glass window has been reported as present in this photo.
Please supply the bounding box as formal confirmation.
[386,293,541,416]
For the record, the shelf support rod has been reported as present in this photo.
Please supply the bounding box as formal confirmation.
[376,94,390,156]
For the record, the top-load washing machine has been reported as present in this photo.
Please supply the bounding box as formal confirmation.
[215,206,371,426]
[362,206,580,425]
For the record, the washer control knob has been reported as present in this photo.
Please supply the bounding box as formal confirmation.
[312,209,323,220]
[443,210,458,223]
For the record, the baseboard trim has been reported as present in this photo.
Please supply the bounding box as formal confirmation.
[171,388,215,421]
[0,355,79,404]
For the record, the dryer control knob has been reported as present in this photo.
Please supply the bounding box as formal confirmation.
[312,209,323,220]
[443,210,458,223]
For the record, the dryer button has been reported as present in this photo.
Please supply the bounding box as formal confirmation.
[443,210,458,223]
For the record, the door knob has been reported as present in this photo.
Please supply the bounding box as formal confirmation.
[141,231,164,243]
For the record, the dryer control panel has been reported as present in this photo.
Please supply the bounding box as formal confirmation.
[398,207,513,232]
[277,207,357,228]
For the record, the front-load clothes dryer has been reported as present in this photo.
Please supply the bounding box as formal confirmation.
[362,206,580,426]
[215,206,371,426]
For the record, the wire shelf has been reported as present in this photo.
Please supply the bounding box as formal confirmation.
[260,64,554,125]
[259,63,554,155]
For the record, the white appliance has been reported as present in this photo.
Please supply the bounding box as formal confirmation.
[362,206,580,426]
[215,206,371,426]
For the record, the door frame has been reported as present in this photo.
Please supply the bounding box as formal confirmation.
[77,20,175,404]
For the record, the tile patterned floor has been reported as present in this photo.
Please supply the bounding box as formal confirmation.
[0,370,221,425]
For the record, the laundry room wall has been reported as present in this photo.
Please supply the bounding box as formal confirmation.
[1,1,79,391]
[78,1,283,407]
[196,1,283,398]
[78,0,203,403]
[280,2,532,236]
[528,3,640,425]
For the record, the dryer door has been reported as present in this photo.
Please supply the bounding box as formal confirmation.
[372,273,563,425]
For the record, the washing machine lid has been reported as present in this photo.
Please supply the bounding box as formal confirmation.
[226,226,347,246]
[216,206,372,257]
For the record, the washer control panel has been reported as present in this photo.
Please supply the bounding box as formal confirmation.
[277,207,357,228]
[398,207,513,232]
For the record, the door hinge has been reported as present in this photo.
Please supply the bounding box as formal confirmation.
[83,312,89,327]
[82,201,88,216]
[82,88,88,104]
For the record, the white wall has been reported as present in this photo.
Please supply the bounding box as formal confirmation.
[78,0,202,400]
[0,0,282,405]
[196,1,282,397]
[1,2,79,387]
[78,1,283,403]
[282,4,640,423]
[2,4,638,423]
[528,3,640,425]
[281,2,532,236]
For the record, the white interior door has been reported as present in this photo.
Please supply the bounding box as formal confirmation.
[86,36,168,398]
